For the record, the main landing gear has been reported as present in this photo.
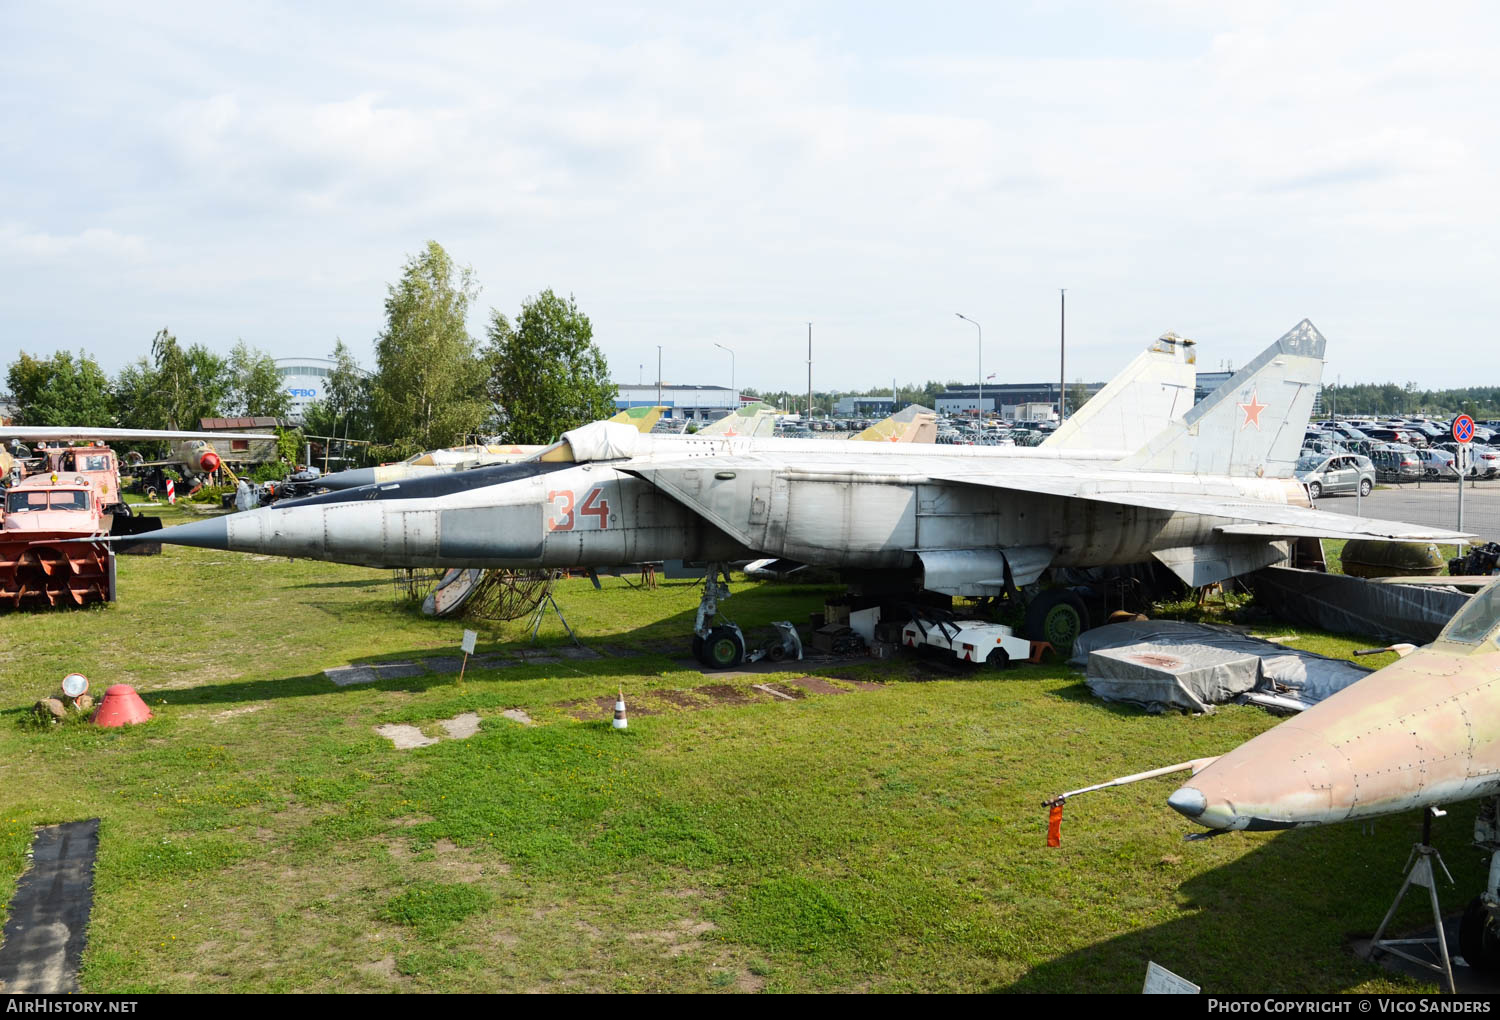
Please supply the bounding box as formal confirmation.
[690,563,802,670]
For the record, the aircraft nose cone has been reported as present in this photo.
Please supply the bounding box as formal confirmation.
[1167,786,1207,819]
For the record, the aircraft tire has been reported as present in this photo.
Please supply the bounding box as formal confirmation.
[1460,897,1500,974]
[1025,590,1090,655]
[691,635,706,664]
[702,627,745,670]
[985,648,1009,670]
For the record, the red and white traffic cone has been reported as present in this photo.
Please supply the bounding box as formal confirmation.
[612,689,628,730]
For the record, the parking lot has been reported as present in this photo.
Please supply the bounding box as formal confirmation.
[1316,477,1500,542]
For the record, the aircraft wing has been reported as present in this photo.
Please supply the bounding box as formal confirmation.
[919,468,1473,544]
[0,427,279,442]
[623,449,1472,546]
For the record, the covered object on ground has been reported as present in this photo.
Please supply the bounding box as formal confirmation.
[1069,620,1371,714]
[1246,566,1470,645]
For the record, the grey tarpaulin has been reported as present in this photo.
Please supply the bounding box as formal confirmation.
[1247,566,1471,645]
[1069,620,1372,714]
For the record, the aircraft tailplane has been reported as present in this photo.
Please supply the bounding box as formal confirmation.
[1118,319,1326,478]
[1043,333,1198,452]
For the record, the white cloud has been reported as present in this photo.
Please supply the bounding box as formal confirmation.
[2,1,1498,388]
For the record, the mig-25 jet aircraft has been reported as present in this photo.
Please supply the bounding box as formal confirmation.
[117,319,1467,666]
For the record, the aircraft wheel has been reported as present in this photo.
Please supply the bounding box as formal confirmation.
[144,486,158,501]
[1461,897,1500,974]
[702,627,745,670]
[1307,481,1321,499]
[985,648,1009,670]
[1359,478,1373,497]
[1025,590,1090,655]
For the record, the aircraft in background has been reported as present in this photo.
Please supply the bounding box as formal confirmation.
[1155,578,1500,978]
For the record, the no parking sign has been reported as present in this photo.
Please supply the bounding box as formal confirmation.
[1454,414,1475,443]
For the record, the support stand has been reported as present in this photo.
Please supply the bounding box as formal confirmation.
[529,592,582,647]
[1369,808,1456,994]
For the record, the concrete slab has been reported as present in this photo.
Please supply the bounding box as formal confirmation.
[552,646,603,660]
[325,665,378,686]
[500,708,534,726]
[374,724,439,749]
[370,662,424,680]
[439,712,481,740]
[327,662,424,686]
[0,819,99,994]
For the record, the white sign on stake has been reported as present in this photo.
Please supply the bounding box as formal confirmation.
[461,630,477,655]
[1143,961,1200,994]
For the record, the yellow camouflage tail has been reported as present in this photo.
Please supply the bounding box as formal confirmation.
[698,403,779,438]
[852,405,938,443]
[607,405,669,433]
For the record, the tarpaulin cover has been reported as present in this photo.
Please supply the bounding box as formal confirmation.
[1246,566,1471,645]
[1070,620,1371,714]
[562,421,640,462]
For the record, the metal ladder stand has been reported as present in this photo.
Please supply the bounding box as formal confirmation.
[1369,807,1456,993]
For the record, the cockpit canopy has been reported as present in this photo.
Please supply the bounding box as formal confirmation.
[1439,578,1500,649]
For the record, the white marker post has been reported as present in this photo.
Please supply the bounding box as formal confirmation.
[459,629,477,684]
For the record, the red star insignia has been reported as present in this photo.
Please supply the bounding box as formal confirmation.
[1238,389,1267,430]
[722,428,739,437]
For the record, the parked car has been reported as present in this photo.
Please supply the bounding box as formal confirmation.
[1369,445,1423,482]
[1415,448,1459,479]
[1435,442,1500,479]
[1295,453,1375,498]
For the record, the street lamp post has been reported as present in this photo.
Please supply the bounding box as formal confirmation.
[956,313,982,419]
[714,342,736,409]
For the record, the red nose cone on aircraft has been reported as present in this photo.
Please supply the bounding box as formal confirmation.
[199,451,221,473]
[92,684,153,727]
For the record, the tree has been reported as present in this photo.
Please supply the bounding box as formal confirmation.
[485,289,617,444]
[227,340,291,418]
[5,350,114,427]
[302,340,375,464]
[143,329,229,429]
[370,242,490,459]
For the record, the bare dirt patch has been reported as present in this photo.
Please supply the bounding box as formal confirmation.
[787,676,845,695]
[651,689,706,710]
[697,684,769,706]
[211,704,266,722]
[358,955,401,982]
[562,695,660,722]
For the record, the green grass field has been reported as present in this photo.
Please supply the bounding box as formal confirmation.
[0,508,1478,993]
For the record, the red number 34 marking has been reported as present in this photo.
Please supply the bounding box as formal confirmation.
[547,486,610,532]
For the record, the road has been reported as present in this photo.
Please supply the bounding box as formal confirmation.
[1316,477,1500,541]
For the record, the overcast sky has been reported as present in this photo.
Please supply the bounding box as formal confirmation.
[3,1,1497,393]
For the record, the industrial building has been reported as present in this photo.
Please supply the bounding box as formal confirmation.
[933,382,1105,418]
[613,384,746,421]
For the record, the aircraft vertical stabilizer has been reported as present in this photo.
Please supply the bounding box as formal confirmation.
[1043,334,1198,452]
[1118,319,1325,478]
